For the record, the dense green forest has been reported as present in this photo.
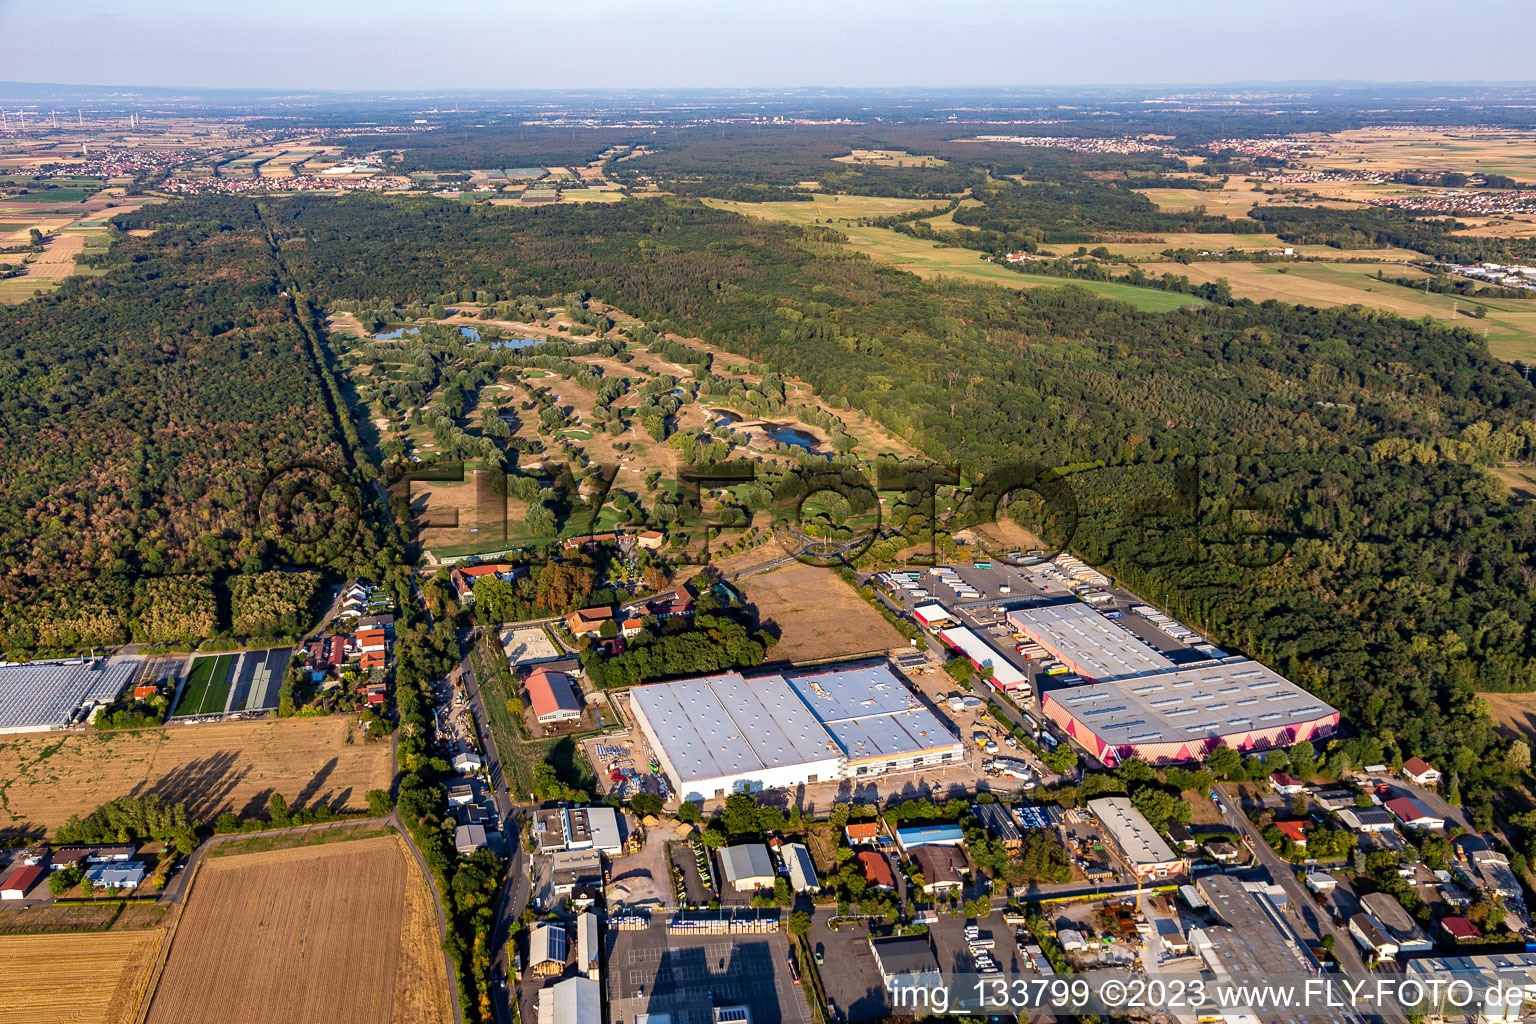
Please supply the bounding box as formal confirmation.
[0,201,390,651]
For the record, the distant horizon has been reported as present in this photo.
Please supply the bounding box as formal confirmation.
[4,0,1534,92]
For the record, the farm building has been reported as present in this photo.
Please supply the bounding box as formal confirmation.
[1007,603,1173,682]
[719,844,775,892]
[1088,797,1186,879]
[782,842,819,893]
[1042,659,1339,766]
[937,626,1030,692]
[894,824,965,852]
[628,664,961,802]
[0,863,45,899]
[0,659,137,734]
[528,923,568,976]
[525,668,583,725]
[537,977,599,1024]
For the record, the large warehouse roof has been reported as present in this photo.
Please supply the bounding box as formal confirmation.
[629,672,838,786]
[785,666,962,766]
[0,659,136,733]
[1044,658,1340,765]
[1008,603,1173,680]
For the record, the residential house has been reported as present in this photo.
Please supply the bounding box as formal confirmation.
[525,668,583,725]
[561,532,618,552]
[1204,840,1242,865]
[1268,772,1305,796]
[1313,789,1359,812]
[356,613,395,633]
[1401,757,1443,787]
[911,846,968,895]
[564,606,613,638]
[133,684,158,701]
[1349,914,1398,960]
[85,862,146,890]
[845,822,886,847]
[449,564,519,605]
[362,681,387,706]
[858,850,896,891]
[620,617,645,639]
[355,628,388,654]
[636,530,665,551]
[647,584,695,620]
[1274,821,1308,848]
[1385,796,1444,830]
[446,782,476,806]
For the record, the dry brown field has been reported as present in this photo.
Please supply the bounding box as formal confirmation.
[0,716,393,835]
[146,834,448,1024]
[1480,691,1536,741]
[1489,466,1536,500]
[738,562,904,663]
[1291,128,1536,183]
[834,149,949,168]
[0,930,163,1024]
[1135,181,1269,218]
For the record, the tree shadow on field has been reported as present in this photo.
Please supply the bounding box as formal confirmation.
[0,820,45,844]
[141,750,250,824]
[292,757,338,809]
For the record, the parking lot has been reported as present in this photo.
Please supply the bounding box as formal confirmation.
[805,913,891,1024]
[606,920,811,1024]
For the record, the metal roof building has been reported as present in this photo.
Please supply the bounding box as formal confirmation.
[1360,892,1433,953]
[629,665,961,802]
[1008,603,1174,681]
[0,659,136,734]
[1043,658,1339,766]
[537,977,599,1024]
[1087,797,1185,878]
[719,844,776,892]
[782,842,819,893]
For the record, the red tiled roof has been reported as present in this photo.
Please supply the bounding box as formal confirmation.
[1402,757,1437,776]
[526,668,581,721]
[1442,916,1482,940]
[458,564,514,578]
[846,823,880,842]
[1275,821,1308,845]
[1386,796,1437,822]
[858,851,895,888]
[1269,772,1301,788]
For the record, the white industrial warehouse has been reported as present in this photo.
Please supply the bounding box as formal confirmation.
[629,664,964,803]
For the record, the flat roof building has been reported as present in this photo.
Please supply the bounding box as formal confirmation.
[455,823,487,854]
[629,664,962,802]
[938,626,1030,691]
[869,936,942,995]
[1088,797,1185,878]
[894,824,965,852]
[1044,658,1339,766]
[719,844,775,892]
[1008,603,1174,681]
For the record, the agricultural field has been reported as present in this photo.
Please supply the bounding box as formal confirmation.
[172,654,232,716]
[0,717,393,835]
[1081,231,1422,262]
[734,562,904,664]
[1480,691,1536,743]
[834,148,949,167]
[144,834,449,1024]
[704,196,1207,310]
[0,929,164,1024]
[1135,179,1272,218]
[1291,128,1536,184]
[1131,260,1536,361]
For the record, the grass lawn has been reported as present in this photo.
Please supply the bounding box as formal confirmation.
[1,188,94,204]
[172,656,217,716]
[201,656,236,714]
[174,654,233,716]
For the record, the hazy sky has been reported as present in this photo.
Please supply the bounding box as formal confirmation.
[3,0,1533,91]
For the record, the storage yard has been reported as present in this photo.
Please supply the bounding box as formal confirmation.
[0,659,136,734]
[629,664,964,803]
[145,834,442,1024]
[0,716,393,834]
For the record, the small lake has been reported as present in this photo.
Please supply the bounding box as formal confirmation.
[488,337,548,351]
[459,326,481,343]
[711,408,743,427]
[375,326,420,340]
[765,423,818,450]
